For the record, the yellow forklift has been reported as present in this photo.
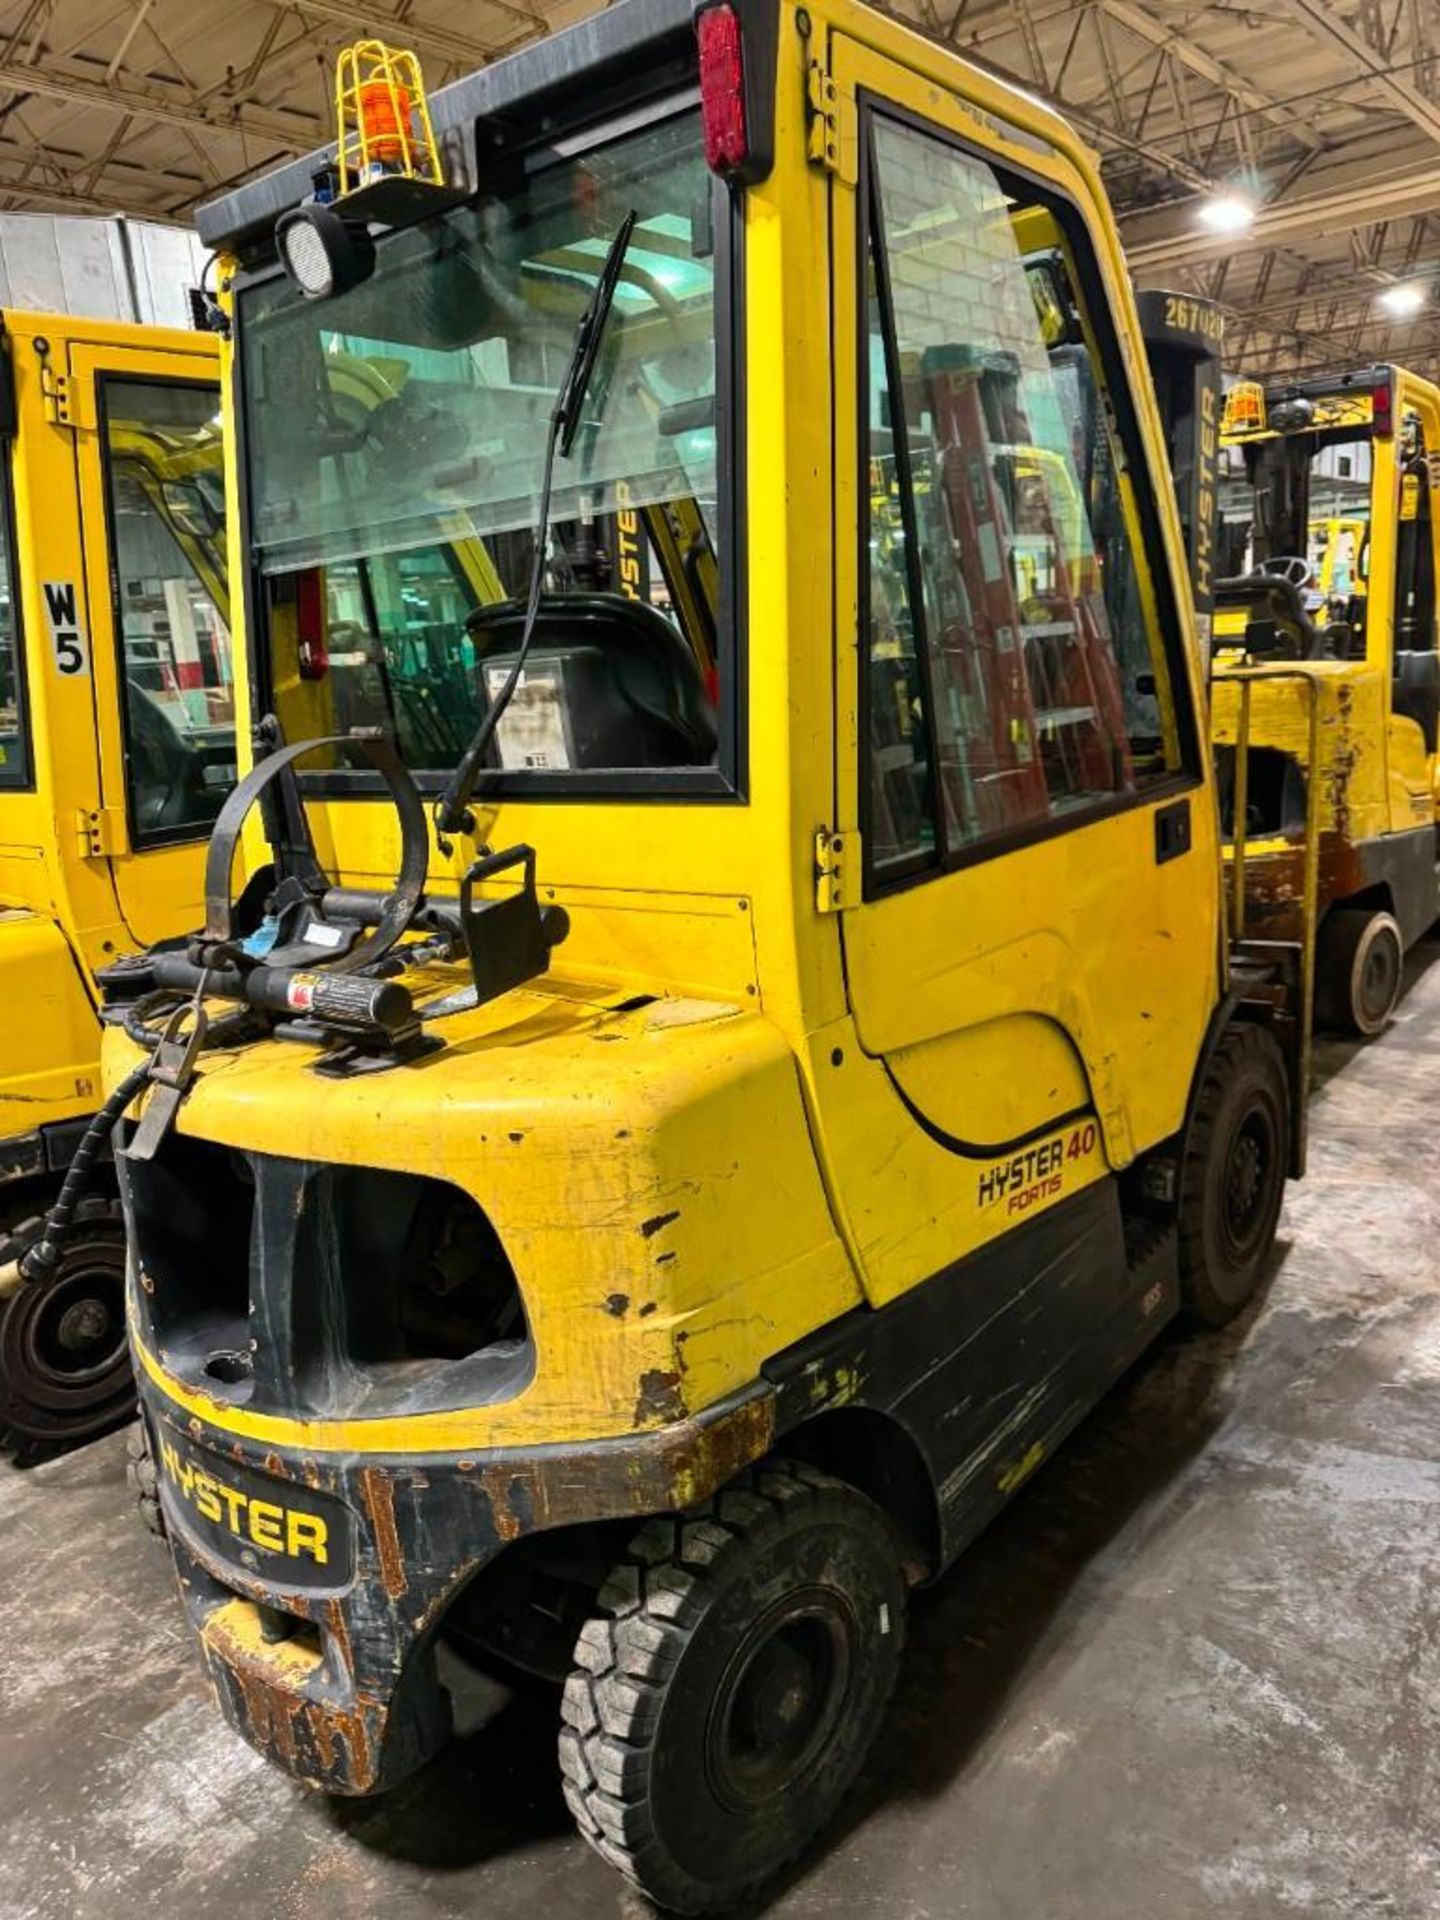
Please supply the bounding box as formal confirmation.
[1137,288,1225,644]
[1213,365,1440,1033]
[33,9,1310,1907]
[0,309,231,1460]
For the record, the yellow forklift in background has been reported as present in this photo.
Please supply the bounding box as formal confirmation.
[1212,366,1440,1033]
[41,8,1311,1907]
[0,309,231,1460]
[1137,287,1226,646]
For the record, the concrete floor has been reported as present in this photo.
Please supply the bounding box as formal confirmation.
[5,958,1440,1920]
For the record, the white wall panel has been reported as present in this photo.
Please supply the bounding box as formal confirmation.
[0,215,207,329]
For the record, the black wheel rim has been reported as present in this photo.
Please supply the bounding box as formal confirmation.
[1,1237,131,1434]
[706,1589,855,1813]
[1358,929,1401,1027]
[1220,1101,1277,1265]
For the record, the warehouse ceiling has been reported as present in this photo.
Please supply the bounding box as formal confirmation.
[0,0,1436,379]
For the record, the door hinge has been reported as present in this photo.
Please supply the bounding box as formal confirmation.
[814,826,858,912]
[807,60,858,184]
[41,366,92,432]
[76,806,126,857]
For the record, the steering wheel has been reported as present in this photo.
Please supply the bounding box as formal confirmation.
[1259,555,1315,590]
[1214,570,1329,663]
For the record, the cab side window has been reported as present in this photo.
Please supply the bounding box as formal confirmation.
[0,454,27,790]
[102,379,235,845]
[862,113,1194,884]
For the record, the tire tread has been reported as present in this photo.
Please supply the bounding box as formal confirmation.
[558,1460,904,1914]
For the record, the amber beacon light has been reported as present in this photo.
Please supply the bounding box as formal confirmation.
[275,39,453,303]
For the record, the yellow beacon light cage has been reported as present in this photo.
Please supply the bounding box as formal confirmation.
[335,41,444,196]
[1222,379,1267,438]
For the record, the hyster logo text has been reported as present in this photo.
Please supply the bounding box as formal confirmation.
[977,1122,1099,1217]
[160,1438,329,1564]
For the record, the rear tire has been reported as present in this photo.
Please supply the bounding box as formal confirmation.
[1179,1022,1288,1327]
[0,1197,134,1463]
[126,1415,166,1540]
[559,1461,906,1914]
[1315,907,1403,1037]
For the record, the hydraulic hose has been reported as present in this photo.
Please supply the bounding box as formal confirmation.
[0,1058,151,1295]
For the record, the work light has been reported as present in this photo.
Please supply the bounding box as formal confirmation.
[275,204,375,302]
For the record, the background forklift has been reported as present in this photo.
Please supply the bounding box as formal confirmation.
[0,307,231,1460]
[1211,365,1440,1033]
[79,9,1309,1910]
[1137,287,1225,646]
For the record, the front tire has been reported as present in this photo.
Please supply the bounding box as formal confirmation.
[1179,1022,1289,1327]
[559,1461,906,1914]
[0,1197,134,1463]
[1315,907,1403,1037]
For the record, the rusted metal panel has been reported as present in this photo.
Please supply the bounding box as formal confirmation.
[146,1380,776,1794]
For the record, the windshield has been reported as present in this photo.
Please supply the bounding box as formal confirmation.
[1218,420,1374,655]
[240,103,729,786]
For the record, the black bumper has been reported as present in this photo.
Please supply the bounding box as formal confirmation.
[140,1379,775,1794]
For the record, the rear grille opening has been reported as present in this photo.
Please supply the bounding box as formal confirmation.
[289,1168,533,1416]
[124,1135,254,1386]
[126,1140,532,1418]
[1215,744,1308,840]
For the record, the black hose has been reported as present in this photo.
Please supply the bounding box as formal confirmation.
[17,1060,152,1284]
[121,987,258,1054]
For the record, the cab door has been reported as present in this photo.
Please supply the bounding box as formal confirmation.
[815,36,1219,1306]
[70,341,233,948]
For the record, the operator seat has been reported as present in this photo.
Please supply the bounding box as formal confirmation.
[125,679,216,831]
[467,592,718,770]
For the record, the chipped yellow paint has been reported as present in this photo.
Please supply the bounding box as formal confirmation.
[997,1441,1046,1495]
[203,1598,324,1677]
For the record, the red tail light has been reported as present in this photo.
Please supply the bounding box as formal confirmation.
[698,4,748,178]
[1373,379,1394,437]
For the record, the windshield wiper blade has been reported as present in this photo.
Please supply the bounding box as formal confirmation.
[435,209,639,839]
[556,209,638,456]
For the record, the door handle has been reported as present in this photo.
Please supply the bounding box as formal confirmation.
[1154,797,1192,866]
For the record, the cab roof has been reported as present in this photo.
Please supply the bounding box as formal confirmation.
[197,0,696,260]
[197,0,1095,265]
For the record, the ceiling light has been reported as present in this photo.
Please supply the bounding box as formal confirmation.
[1379,282,1426,318]
[1197,194,1256,235]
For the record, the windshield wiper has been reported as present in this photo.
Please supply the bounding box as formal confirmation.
[435,209,639,838]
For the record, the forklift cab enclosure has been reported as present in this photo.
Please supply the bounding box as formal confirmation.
[1213,364,1440,1034]
[0,310,231,1458]
[107,2,1301,1907]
